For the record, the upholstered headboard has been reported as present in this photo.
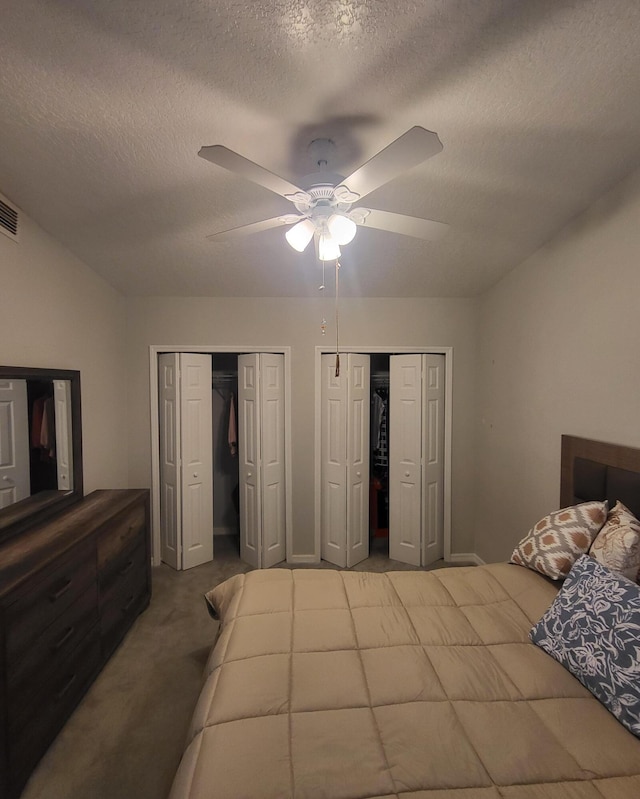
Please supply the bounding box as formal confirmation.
[560,435,640,519]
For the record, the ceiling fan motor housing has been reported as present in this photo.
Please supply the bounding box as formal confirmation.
[292,180,353,217]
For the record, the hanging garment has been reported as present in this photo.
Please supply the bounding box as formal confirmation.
[371,391,387,450]
[228,393,237,456]
[41,396,56,459]
[31,395,46,449]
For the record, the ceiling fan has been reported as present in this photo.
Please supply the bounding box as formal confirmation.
[198,126,448,261]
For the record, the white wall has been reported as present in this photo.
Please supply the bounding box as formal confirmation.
[125,296,478,558]
[0,210,128,493]
[475,167,640,563]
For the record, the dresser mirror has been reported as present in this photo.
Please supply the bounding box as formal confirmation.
[0,366,83,543]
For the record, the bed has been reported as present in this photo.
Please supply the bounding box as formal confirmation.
[168,436,640,799]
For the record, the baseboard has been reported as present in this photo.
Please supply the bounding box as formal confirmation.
[448,552,486,566]
[213,527,237,537]
[286,554,320,565]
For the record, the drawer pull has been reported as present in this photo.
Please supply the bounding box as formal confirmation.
[52,625,76,652]
[55,673,77,702]
[121,524,137,541]
[119,559,134,576]
[121,594,136,614]
[49,578,73,602]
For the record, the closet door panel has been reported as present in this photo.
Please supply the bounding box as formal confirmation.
[389,355,422,566]
[0,378,30,508]
[321,356,347,567]
[423,355,445,565]
[320,354,370,568]
[346,355,370,568]
[261,353,285,568]
[180,354,214,570]
[238,354,261,568]
[53,380,73,491]
[158,354,181,569]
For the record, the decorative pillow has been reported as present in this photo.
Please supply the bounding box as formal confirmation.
[510,501,608,580]
[530,555,640,737]
[589,501,640,581]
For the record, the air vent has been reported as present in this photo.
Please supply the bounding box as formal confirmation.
[0,194,19,241]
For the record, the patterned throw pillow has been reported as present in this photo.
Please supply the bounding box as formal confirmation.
[530,555,640,737]
[589,501,640,581]
[510,501,608,580]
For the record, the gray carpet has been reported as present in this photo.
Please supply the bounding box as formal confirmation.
[20,536,469,799]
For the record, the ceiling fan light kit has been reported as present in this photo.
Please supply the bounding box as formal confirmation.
[285,218,315,252]
[284,210,354,257]
[327,213,357,245]
[316,231,341,262]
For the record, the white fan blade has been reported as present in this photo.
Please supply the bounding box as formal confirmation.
[359,208,448,241]
[199,145,305,199]
[205,215,293,241]
[338,127,443,202]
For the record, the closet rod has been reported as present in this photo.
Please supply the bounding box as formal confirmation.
[212,372,237,386]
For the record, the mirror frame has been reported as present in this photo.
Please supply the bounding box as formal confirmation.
[0,366,83,544]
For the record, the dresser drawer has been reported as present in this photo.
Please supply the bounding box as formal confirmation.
[97,502,146,576]
[100,552,149,658]
[8,629,101,790]
[99,531,147,597]
[8,624,101,741]
[5,541,96,660]
[8,582,98,694]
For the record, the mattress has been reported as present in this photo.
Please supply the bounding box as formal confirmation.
[169,564,640,799]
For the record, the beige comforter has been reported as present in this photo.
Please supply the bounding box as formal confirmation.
[169,564,640,799]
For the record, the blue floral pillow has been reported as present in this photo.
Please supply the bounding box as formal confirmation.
[530,554,640,737]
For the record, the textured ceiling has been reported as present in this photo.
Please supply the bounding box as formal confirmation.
[1,0,639,298]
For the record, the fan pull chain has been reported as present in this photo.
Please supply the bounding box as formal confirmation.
[335,259,340,377]
[318,251,326,335]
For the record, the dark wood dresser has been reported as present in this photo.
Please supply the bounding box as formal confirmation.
[0,489,151,799]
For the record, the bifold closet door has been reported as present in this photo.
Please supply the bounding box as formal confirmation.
[238,353,285,569]
[388,354,445,566]
[320,353,370,568]
[422,355,445,565]
[0,377,30,508]
[389,355,423,566]
[53,379,73,491]
[158,353,214,570]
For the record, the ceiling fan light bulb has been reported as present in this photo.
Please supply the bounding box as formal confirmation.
[327,213,357,245]
[318,233,341,261]
[285,219,315,252]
